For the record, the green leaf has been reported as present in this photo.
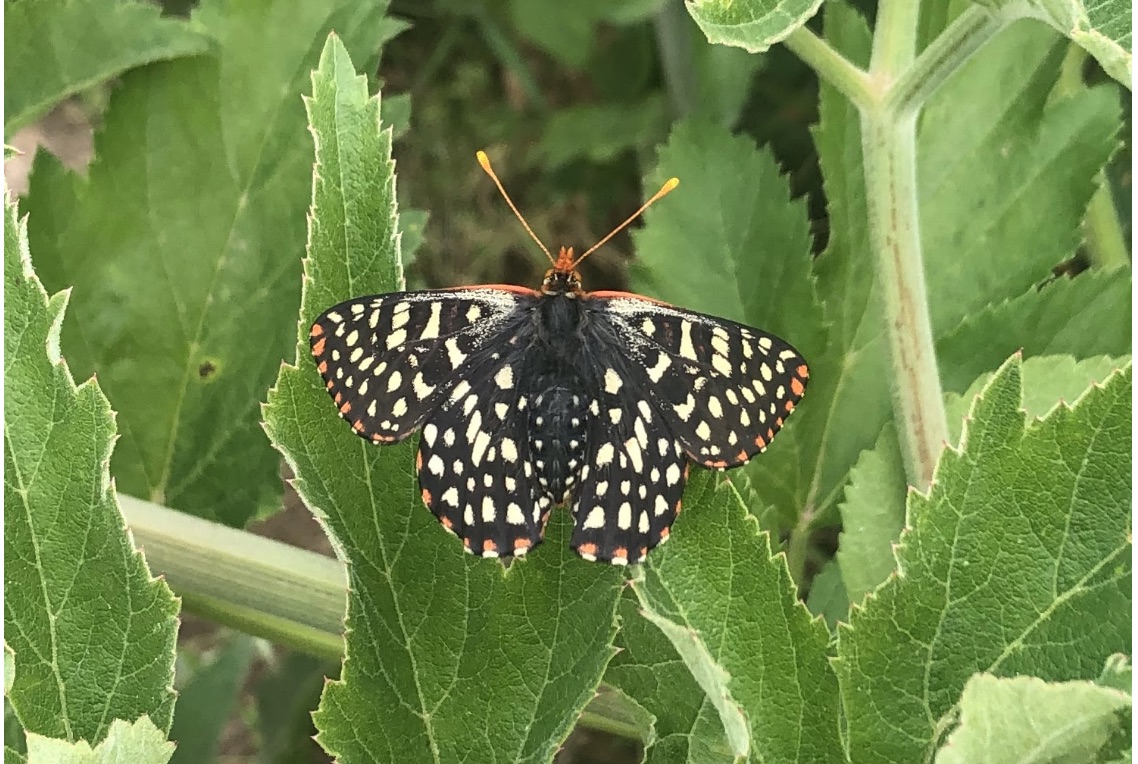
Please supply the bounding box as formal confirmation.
[533,96,669,171]
[24,718,174,764]
[918,18,1122,332]
[168,636,256,764]
[4,0,212,133]
[835,357,1132,763]
[1098,654,1132,693]
[262,36,624,763]
[254,653,334,764]
[509,0,610,69]
[838,353,1128,606]
[631,118,824,527]
[686,0,824,53]
[4,193,179,743]
[805,559,850,631]
[631,473,843,762]
[24,0,390,526]
[606,595,735,763]
[976,0,1132,88]
[936,268,1132,394]
[934,672,1131,764]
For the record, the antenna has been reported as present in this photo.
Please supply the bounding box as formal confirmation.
[571,177,679,268]
[476,150,555,266]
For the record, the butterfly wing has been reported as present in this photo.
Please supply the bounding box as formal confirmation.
[310,287,534,442]
[584,293,809,468]
[416,358,551,558]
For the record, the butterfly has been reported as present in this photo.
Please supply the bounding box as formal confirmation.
[310,151,808,565]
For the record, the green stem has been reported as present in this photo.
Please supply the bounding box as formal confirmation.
[886,5,1007,115]
[783,26,877,110]
[121,494,647,742]
[653,0,699,118]
[1084,179,1130,270]
[120,494,347,660]
[785,502,815,589]
[860,111,947,490]
[870,0,921,76]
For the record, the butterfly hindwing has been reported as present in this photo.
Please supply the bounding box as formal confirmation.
[417,359,551,558]
[587,295,809,468]
[568,379,689,565]
[310,288,531,443]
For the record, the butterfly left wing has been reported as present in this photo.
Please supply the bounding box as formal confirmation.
[310,287,532,443]
[584,294,809,469]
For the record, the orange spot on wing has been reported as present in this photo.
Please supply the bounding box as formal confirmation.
[416,451,423,472]
[440,515,454,529]
[674,500,682,515]
[755,435,767,449]
[612,546,629,562]
[578,542,598,556]
[706,460,727,469]
[790,377,805,396]
[310,323,324,337]
[796,364,809,379]
[482,539,498,554]
[421,488,432,505]
[784,400,795,412]
[311,337,326,356]
[352,419,365,432]
[318,361,328,374]
[326,379,335,390]
[659,527,670,540]
[339,401,352,414]
[766,428,774,441]
[638,546,648,560]
[736,449,749,462]
[513,537,531,550]
[775,417,783,428]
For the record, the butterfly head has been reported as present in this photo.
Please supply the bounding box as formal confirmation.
[542,248,584,295]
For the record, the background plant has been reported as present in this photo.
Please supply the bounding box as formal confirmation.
[3,0,1131,762]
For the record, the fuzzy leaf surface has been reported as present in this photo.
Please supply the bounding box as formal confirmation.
[4,195,178,742]
[835,357,1132,763]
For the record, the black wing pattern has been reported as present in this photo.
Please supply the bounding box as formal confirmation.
[584,294,809,469]
[310,287,531,442]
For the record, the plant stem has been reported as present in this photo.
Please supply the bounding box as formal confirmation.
[862,0,948,492]
[783,26,876,110]
[785,502,815,589]
[860,112,946,490]
[120,493,347,661]
[886,5,1007,115]
[870,0,920,77]
[1083,178,1130,270]
[653,0,699,118]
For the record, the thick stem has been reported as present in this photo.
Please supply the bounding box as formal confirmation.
[653,0,699,118]
[886,5,1007,115]
[870,0,921,77]
[861,112,947,490]
[783,26,877,110]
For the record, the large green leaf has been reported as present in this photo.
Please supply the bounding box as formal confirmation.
[835,356,1132,763]
[4,194,178,742]
[837,353,1129,605]
[24,0,390,526]
[918,17,1122,332]
[976,0,1132,87]
[4,0,212,133]
[262,37,624,764]
[23,718,173,764]
[606,596,735,763]
[533,96,669,171]
[630,473,843,762]
[686,0,824,53]
[936,267,1132,393]
[935,670,1131,764]
[631,118,824,527]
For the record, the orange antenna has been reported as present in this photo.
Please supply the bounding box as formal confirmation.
[477,150,555,266]
[571,177,679,268]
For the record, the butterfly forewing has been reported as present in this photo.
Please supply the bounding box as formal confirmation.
[310,288,530,442]
[587,295,809,468]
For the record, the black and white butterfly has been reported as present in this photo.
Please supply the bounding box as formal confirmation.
[310,154,808,565]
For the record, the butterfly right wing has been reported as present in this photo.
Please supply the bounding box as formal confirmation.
[310,287,534,443]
